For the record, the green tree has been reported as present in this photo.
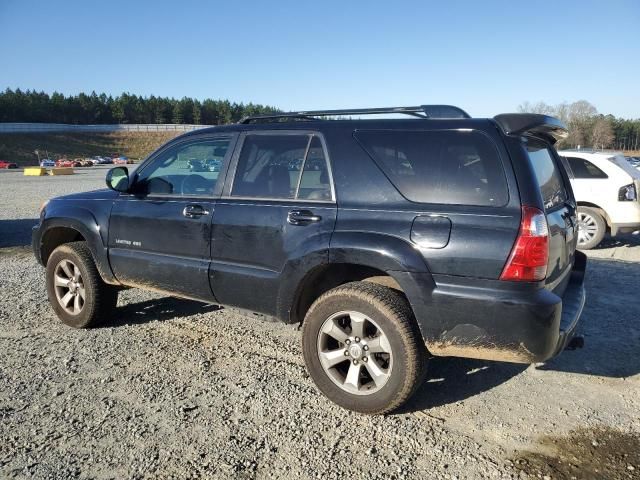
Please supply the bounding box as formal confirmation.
[192,100,202,124]
[0,89,279,125]
[171,101,184,124]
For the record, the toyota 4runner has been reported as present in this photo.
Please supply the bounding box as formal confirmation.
[33,105,586,414]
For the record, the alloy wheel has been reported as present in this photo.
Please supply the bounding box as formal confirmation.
[316,311,393,395]
[53,259,85,315]
[577,211,598,246]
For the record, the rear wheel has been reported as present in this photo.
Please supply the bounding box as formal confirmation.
[576,206,606,250]
[46,242,118,328]
[302,282,427,414]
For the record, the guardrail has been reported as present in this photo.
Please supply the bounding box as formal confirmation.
[0,123,210,133]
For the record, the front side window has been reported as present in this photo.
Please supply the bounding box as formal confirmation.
[135,138,230,196]
[527,144,568,211]
[232,134,332,200]
[565,156,608,179]
[354,129,508,206]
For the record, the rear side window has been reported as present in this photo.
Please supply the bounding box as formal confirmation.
[564,156,608,179]
[354,130,508,206]
[527,145,568,210]
[232,134,332,200]
[297,136,332,201]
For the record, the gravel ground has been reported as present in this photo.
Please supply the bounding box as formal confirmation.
[1,168,639,479]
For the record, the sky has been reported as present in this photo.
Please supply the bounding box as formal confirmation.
[1,0,639,118]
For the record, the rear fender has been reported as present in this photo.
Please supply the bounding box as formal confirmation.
[328,232,438,340]
[329,232,429,273]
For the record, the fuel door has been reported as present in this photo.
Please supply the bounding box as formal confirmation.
[410,215,452,249]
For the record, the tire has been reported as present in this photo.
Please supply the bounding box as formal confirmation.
[576,206,606,250]
[302,281,427,414]
[46,241,118,328]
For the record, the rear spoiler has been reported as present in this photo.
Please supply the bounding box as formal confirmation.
[493,113,568,145]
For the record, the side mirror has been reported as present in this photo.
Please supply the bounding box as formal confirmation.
[106,167,130,192]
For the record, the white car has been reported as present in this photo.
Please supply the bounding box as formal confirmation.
[558,150,640,249]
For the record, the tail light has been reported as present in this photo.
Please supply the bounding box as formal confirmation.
[618,184,637,201]
[500,206,549,282]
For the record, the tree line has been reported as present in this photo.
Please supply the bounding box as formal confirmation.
[0,89,279,125]
[2,90,638,150]
[518,100,640,151]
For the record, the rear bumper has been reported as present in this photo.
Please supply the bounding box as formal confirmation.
[548,251,586,358]
[608,202,640,235]
[400,252,587,364]
[610,221,640,236]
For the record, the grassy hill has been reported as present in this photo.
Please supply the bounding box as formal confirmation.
[0,131,183,166]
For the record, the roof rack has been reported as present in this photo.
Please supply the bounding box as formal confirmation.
[239,105,471,124]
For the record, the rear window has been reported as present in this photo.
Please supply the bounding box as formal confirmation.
[527,144,568,211]
[354,130,508,206]
[564,156,608,179]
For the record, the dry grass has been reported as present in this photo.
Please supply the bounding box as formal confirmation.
[0,131,183,166]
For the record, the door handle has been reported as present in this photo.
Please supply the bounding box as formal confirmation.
[287,210,322,225]
[183,204,210,218]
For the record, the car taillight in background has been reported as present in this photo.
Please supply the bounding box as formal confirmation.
[618,183,637,201]
[500,206,549,282]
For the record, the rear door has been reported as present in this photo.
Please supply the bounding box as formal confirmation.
[526,142,576,290]
[210,131,337,316]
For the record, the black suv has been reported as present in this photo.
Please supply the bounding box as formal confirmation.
[33,105,586,414]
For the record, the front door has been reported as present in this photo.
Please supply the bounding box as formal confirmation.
[210,132,337,316]
[108,134,236,301]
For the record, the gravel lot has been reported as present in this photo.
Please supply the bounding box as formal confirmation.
[1,167,639,479]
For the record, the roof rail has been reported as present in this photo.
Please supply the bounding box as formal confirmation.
[239,105,471,124]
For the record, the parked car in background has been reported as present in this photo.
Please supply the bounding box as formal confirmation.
[0,160,18,169]
[113,157,129,165]
[90,156,113,165]
[187,159,207,172]
[205,159,221,172]
[55,159,81,168]
[288,158,303,171]
[80,158,95,167]
[558,150,640,249]
[40,159,56,167]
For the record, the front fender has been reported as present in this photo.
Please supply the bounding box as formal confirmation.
[34,202,118,284]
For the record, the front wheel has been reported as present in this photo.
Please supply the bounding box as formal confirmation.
[576,206,606,250]
[46,242,118,328]
[302,282,427,414]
